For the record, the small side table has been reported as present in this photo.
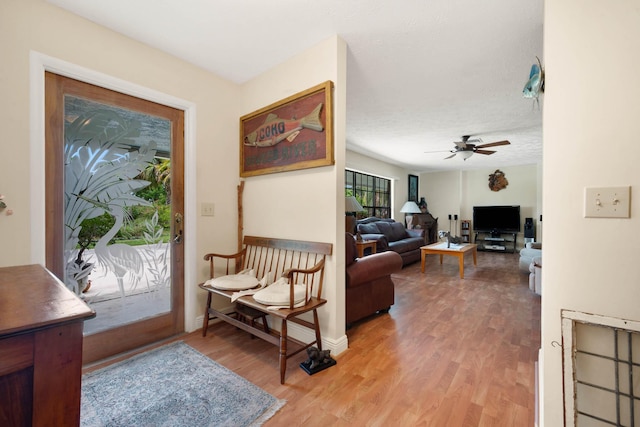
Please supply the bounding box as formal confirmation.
[355,240,377,258]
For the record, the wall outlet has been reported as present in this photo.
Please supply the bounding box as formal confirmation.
[201,202,215,216]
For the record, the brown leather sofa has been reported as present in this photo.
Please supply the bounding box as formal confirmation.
[346,232,403,326]
[356,217,425,266]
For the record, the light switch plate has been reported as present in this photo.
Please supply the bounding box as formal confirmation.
[584,186,631,218]
[201,202,215,216]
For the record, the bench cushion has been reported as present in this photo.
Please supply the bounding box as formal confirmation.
[207,269,258,290]
[253,278,306,306]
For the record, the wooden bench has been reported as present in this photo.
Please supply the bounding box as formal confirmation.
[199,236,333,384]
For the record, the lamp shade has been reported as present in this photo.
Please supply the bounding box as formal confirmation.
[400,201,421,214]
[345,196,364,212]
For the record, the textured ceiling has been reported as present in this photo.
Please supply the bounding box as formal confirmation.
[47,0,544,173]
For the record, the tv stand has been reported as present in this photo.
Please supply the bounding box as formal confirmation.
[474,231,517,253]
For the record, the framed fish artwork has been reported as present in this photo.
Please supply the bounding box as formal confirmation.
[240,81,334,177]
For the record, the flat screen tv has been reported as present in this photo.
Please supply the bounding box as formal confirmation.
[473,205,521,233]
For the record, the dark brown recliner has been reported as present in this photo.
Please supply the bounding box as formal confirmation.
[345,232,403,326]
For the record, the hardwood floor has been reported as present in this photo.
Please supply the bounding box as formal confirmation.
[87,250,541,426]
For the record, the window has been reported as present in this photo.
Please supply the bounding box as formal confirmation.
[345,169,391,218]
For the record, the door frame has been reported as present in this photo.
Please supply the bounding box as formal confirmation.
[29,51,198,334]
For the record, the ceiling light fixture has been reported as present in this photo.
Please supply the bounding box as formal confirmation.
[458,151,473,161]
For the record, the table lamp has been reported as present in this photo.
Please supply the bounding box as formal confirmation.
[400,201,421,228]
[345,196,364,234]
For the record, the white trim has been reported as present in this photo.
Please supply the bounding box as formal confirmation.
[538,348,544,427]
[287,322,349,355]
[345,166,395,182]
[28,51,198,332]
[29,53,46,266]
[562,309,640,332]
[322,332,349,355]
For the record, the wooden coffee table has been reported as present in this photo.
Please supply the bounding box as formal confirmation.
[420,242,478,278]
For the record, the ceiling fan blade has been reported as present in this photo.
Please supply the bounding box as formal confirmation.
[444,153,457,159]
[475,140,510,149]
[475,149,496,155]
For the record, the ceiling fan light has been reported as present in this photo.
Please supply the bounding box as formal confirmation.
[459,151,473,160]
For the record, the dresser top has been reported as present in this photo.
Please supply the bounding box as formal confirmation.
[0,264,95,337]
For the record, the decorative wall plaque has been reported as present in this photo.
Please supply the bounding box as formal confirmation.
[488,169,508,192]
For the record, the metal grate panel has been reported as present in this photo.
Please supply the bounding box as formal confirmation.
[562,311,640,427]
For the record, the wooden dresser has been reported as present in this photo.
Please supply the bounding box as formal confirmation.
[0,264,95,427]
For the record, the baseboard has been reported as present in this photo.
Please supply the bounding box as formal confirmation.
[536,348,542,427]
[322,332,349,356]
[535,360,539,427]
[287,322,349,356]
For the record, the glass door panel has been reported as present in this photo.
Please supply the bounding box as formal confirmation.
[45,72,184,363]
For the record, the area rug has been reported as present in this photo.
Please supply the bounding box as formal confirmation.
[81,341,285,427]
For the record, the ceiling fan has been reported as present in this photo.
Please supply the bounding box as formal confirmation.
[427,135,511,161]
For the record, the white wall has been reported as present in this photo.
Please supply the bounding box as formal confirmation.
[542,0,640,425]
[421,171,463,230]
[1,0,348,354]
[238,36,348,351]
[421,165,540,242]
[0,0,242,332]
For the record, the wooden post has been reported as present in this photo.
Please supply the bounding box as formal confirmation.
[236,180,245,271]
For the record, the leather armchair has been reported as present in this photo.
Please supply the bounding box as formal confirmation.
[345,232,403,326]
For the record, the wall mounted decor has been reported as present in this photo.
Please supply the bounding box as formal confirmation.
[408,174,418,202]
[488,169,509,192]
[240,81,334,177]
[523,56,545,103]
